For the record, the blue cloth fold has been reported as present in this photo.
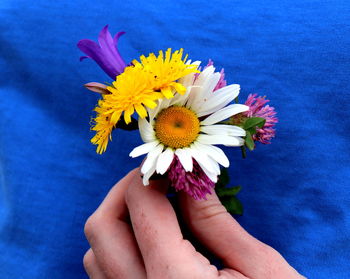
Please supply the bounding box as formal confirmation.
[0,0,349,278]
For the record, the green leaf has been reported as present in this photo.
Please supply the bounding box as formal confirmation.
[245,130,255,151]
[243,117,266,130]
[229,186,242,195]
[247,127,257,135]
[216,168,230,188]
[215,169,244,215]
[221,196,244,215]
[216,186,241,197]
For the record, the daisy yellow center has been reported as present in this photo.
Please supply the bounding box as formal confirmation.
[155,106,200,149]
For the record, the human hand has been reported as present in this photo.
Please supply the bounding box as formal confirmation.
[83,168,305,279]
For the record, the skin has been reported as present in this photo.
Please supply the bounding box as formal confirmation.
[83,168,306,279]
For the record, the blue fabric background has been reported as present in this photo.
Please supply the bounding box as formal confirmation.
[0,0,349,278]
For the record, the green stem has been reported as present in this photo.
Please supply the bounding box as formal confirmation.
[241,145,247,159]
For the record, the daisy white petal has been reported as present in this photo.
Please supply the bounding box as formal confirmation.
[175,148,193,172]
[129,141,158,158]
[176,79,201,107]
[191,72,221,112]
[205,171,218,183]
[202,72,222,98]
[186,66,215,108]
[148,99,165,120]
[178,61,201,88]
[196,84,240,117]
[141,144,164,174]
[176,85,195,107]
[210,156,221,174]
[215,83,240,100]
[186,84,202,109]
[156,148,174,175]
[192,142,221,174]
[200,104,249,126]
[194,142,229,168]
[197,134,244,146]
[139,118,155,142]
[143,163,157,186]
[195,65,215,84]
[193,157,218,183]
[189,146,218,174]
[160,98,173,111]
[177,62,201,95]
[201,125,246,137]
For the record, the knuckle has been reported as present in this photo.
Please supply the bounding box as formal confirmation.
[193,200,228,222]
[83,250,94,272]
[84,213,102,241]
[259,245,288,277]
[124,170,141,206]
[124,182,135,206]
[261,244,280,261]
[124,185,131,205]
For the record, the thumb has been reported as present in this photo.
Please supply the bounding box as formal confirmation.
[179,190,272,277]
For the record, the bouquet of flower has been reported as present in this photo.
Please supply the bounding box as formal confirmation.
[77,26,277,214]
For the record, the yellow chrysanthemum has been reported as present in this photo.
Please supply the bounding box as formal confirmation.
[91,48,199,154]
[132,48,197,99]
[90,101,115,154]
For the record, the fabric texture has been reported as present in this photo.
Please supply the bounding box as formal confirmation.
[0,1,349,278]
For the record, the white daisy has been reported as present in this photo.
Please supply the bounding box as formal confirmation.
[129,64,249,185]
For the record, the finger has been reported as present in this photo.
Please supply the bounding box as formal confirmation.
[84,168,146,279]
[83,249,107,279]
[179,190,280,278]
[125,176,217,278]
[125,177,181,259]
[219,269,249,279]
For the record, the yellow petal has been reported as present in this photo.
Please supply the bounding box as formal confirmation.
[143,99,158,109]
[161,87,174,99]
[110,111,121,124]
[151,92,164,100]
[170,82,186,95]
[165,48,172,63]
[132,59,140,66]
[123,106,135,124]
[107,87,117,95]
[158,50,164,61]
[135,104,148,119]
